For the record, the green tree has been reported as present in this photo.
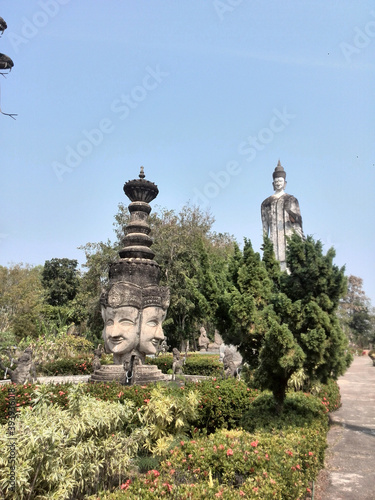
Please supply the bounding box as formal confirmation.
[0,264,44,338]
[338,275,374,348]
[276,235,351,387]
[42,258,80,307]
[76,240,119,340]
[221,234,352,412]
[219,239,273,366]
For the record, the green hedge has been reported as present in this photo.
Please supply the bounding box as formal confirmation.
[146,353,223,376]
[186,377,260,434]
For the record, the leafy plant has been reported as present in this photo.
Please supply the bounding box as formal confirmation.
[138,385,199,454]
[186,377,259,434]
[0,384,147,499]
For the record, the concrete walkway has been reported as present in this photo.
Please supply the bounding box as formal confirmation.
[314,355,375,500]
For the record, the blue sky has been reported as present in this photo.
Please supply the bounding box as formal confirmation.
[1,1,374,304]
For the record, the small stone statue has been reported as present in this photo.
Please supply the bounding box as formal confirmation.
[156,338,169,356]
[208,329,223,351]
[172,348,186,381]
[261,161,304,271]
[198,327,210,351]
[92,345,104,372]
[223,348,238,378]
[0,347,36,384]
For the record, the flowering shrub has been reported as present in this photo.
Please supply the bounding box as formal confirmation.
[160,427,325,498]
[38,354,94,375]
[37,353,113,376]
[186,378,260,434]
[88,426,325,499]
[317,379,341,412]
[90,473,285,499]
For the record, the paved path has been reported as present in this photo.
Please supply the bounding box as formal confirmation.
[314,356,375,500]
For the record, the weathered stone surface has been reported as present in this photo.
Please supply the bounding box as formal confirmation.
[208,329,223,351]
[261,160,304,271]
[133,364,166,385]
[0,347,36,384]
[172,348,186,380]
[198,327,210,351]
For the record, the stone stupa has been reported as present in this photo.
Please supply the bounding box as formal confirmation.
[90,167,170,385]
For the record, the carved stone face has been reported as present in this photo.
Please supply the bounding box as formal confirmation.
[102,306,140,356]
[139,306,166,355]
[273,176,286,192]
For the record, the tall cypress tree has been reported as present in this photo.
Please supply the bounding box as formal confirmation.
[220,239,273,367]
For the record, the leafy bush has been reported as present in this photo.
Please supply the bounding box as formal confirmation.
[38,355,94,375]
[90,426,325,499]
[146,353,223,377]
[0,384,147,499]
[0,331,18,352]
[138,385,199,455]
[240,392,329,433]
[18,331,94,365]
[158,427,325,498]
[316,379,341,413]
[146,354,173,372]
[0,381,155,425]
[186,378,260,434]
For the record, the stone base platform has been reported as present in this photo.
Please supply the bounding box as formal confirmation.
[90,364,166,385]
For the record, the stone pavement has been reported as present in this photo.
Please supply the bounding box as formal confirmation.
[314,355,375,500]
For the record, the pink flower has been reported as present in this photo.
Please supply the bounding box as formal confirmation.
[147,469,160,477]
[250,440,259,447]
[227,448,233,456]
[120,479,131,490]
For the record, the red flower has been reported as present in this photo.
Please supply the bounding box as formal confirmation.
[120,479,131,490]
[250,440,259,447]
[226,448,233,456]
[147,469,160,477]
